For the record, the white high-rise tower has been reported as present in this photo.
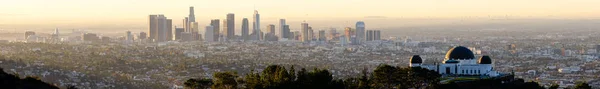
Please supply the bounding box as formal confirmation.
[252,10,261,40]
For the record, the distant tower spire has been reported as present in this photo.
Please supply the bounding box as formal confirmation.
[189,6,195,22]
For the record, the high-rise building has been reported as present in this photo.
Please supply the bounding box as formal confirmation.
[210,19,220,41]
[52,28,60,40]
[356,21,365,43]
[241,18,249,41]
[148,15,171,42]
[148,15,158,41]
[139,32,147,40]
[366,30,374,41]
[282,25,290,39]
[205,26,214,42]
[344,27,355,42]
[374,30,381,40]
[224,13,235,41]
[318,30,326,41]
[183,17,189,32]
[301,22,309,42]
[25,31,35,39]
[253,10,261,40]
[190,22,199,41]
[175,27,184,40]
[126,31,133,43]
[267,24,275,34]
[189,7,195,22]
[166,19,173,41]
[278,19,286,38]
[308,27,314,41]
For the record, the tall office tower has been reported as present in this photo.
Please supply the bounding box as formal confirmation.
[225,13,235,40]
[355,21,365,43]
[25,31,35,39]
[366,30,374,41]
[241,18,249,41]
[166,19,173,41]
[301,22,309,42]
[267,24,275,34]
[374,30,381,40]
[126,31,133,42]
[190,22,199,40]
[253,10,261,40]
[149,15,170,42]
[318,30,326,41]
[148,15,158,41]
[52,28,60,39]
[156,16,167,42]
[205,26,214,42]
[308,27,314,41]
[278,19,286,38]
[125,31,133,41]
[139,32,147,40]
[54,28,59,35]
[210,19,220,41]
[183,17,189,31]
[283,25,290,39]
[175,27,184,40]
[189,7,195,22]
[344,27,355,42]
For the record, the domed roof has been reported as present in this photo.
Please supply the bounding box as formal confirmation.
[410,55,422,63]
[444,60,460,63]
[445,46,475,60]
[478,56,492,64]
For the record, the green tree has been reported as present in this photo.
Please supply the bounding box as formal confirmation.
[548,84,559,89]
[211,72,238,89]
[184,78,213,89]
[574,82,592,89]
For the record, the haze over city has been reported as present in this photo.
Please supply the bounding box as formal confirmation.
[3,0,600,33]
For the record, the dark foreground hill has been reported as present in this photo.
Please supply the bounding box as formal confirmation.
[0,68,60,89]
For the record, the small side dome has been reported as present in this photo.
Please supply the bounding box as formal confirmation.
[478,56,492,64]
[410,55,422,63]
[444,60,460,63]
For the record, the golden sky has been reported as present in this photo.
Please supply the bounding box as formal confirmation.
[1,0,600,25]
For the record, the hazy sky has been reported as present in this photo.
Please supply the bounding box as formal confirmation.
[2,0,600,32]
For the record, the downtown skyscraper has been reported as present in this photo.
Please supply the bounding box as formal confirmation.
[279,19,287,39]
[355,21,365,43]
[210,19,220,41]
[204,26,214,42]
[241,18,249,41]
[301,22,310,42]
[188,7,195,22]
[148,14,172,42]
[252,10,261,40]
[224,13,235,41]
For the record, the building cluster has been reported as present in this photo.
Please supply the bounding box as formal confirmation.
[141,7,383,45]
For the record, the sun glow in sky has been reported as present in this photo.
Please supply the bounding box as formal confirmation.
[1,0,600,27]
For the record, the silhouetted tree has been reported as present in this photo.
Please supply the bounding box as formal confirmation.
[574,82,592,89]
[549,84,559,89]
[184,78,213,89]
[211,72,238,89]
